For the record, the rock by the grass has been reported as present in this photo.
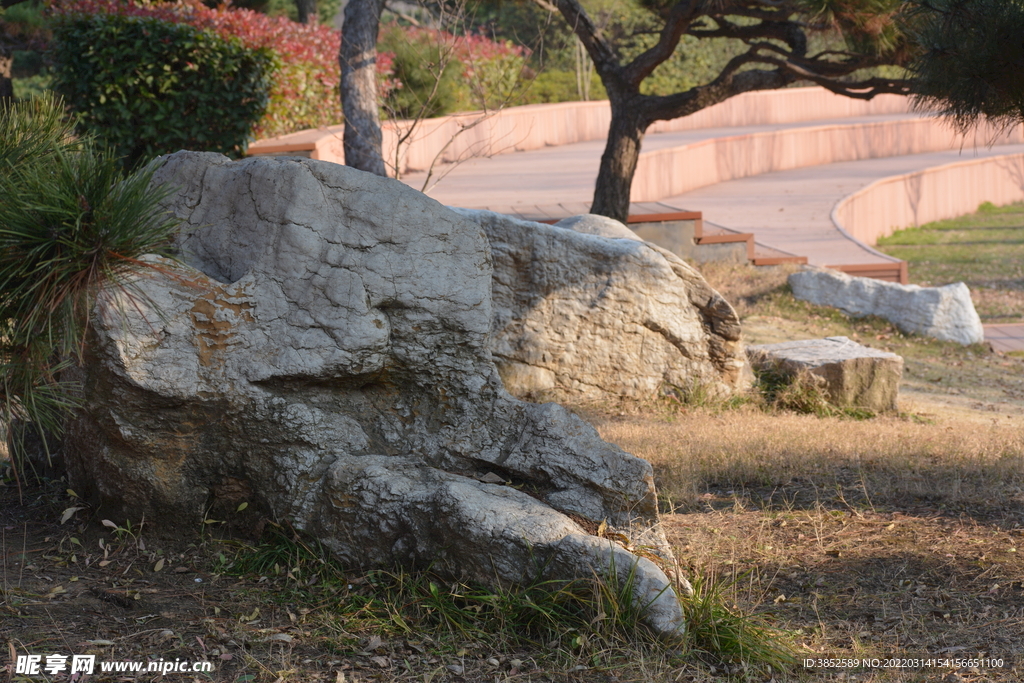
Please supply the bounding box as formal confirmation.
[64,152,687,637]
[788,268,984,346]
[455,210,750,402]
[747,336,903,413]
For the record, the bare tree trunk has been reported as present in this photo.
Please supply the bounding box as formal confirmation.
[340,0,387,176]
[0,46,14,104]
[590,98,646,223]
[295,0,317,24]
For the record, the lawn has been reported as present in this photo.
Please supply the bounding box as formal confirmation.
[876,201,1024,323]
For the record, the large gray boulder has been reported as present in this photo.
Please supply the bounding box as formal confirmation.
[788,268,984,345]
[747,336,903,413]
[64,153,687,637]
[455,210,749,402]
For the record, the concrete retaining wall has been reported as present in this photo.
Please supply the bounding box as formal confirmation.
[248,87,915,175]
[832,153,1024,246]
[630,117,1024,202]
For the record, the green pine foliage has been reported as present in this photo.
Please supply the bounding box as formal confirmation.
[49,13,274,168]
[0,94,180,479]
[910,0,1024,131]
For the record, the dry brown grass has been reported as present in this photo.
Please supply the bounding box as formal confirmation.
[589,408,1024,513]
[566,255,1024,681]
[579,405,1024,682]
[665,505,1024,683]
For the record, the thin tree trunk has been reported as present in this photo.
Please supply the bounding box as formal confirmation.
[590,99,646,223]
[0,46,14,104]
[296,0,317,24]
[340,0,387,176]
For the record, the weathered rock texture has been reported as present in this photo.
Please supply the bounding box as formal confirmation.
[788,268,984,345]
[553,213,644,241]
[454,210,749,402]
[64,153,687,636]
[747,336,903,412]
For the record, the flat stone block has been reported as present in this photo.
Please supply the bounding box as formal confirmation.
[788,268,984,345]
[747,336,903,413]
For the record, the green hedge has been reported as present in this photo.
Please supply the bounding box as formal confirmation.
[380,27,463,120]
[50,14,274,167]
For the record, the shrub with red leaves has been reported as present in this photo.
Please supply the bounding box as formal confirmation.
[54,0,393,137]
[53,0,530,138]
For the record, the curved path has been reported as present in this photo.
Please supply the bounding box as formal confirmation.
[655,146,1024,352]
[400,112,929,212]
[657,145,1024,267]
[398,110,1024,351]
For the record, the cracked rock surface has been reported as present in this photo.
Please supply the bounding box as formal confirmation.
[455,209,750,402]
[65,153,687,637]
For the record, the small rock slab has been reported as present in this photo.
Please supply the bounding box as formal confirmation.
[747,336,903,413]
[788,268,984,346]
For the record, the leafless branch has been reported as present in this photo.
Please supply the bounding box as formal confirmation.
[419,45,540,193]
[418,114,534,194]
[528,0,560,14]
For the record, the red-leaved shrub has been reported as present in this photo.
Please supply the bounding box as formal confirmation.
[55,0,390,137]
[54,0,530,137]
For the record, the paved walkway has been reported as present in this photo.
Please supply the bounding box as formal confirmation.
[401,113,925,210]
[654,146,1024,352]
[401,114,1024,351]
[657,145,1024,266]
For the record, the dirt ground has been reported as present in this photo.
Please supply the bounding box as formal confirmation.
[4,264,1024,683]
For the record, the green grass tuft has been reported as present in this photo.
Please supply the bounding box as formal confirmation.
[682,571,797,676]
[212,526,794,676]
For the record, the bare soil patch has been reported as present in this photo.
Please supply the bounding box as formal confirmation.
[1,489,631,683]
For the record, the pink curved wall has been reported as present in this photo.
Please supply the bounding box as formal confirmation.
[646,89,911,133]
[832,154,1024,246]
[630,117,1024,202]
[247,87,914,175]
